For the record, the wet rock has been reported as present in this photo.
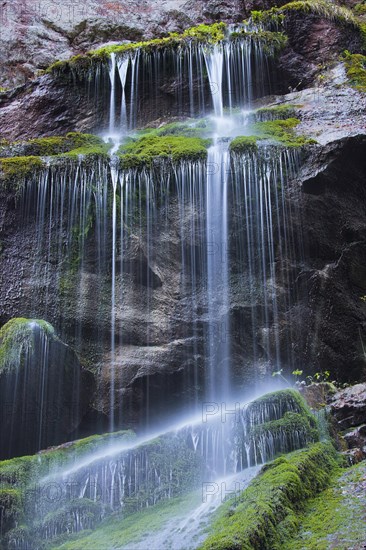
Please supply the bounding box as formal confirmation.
[342,446,366,465]
[0,318,95,459]
[330,383,366,430]
[344,424,366,448]
[299,382,337,410]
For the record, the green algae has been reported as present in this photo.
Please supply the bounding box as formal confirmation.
[201,442,339,550]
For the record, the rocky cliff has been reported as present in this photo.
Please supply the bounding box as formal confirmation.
[0,0,366,437]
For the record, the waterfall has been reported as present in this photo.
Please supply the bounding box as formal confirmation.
[100,31,277,132]
[1,390,317,547]
[108,53,117,135]
[116,57,130,132]
[204,44,224,117]
[206,142,230,399]
[0,20,312,549]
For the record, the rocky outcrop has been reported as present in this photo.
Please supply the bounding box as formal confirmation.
[330,383,366,462]
[293,135,366,382]
[0,0,262,89]
[0,0,364,140]
[0,318,95,459]
[330,383,366,429]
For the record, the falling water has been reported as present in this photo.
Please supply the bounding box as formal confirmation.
[204,44,224,117]
[108,53,117,135]
[206,142,230,399]
[0,23,311,549]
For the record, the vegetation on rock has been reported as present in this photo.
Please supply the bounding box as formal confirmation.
[248,0,360,29]
[342,50,366,92]
[230,118,316,151]
[118,135,210,169]
[282,460,366,549]
[0,318,54,373]
[201,442,339,550]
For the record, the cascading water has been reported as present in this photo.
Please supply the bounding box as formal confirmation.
[0,22,311,550]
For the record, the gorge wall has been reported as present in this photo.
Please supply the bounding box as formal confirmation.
[0,0,366,444]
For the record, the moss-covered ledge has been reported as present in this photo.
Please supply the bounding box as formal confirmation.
[45,23,228,76]
[44,22,289,79]
[230,118,317,153]
[201,442,339,550]
[0,133,112,190]
[117,135,210,169]
[249,0,362,33]
[342,50,366,91]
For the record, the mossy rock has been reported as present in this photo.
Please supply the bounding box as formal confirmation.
[0,318,94,459]
[0,489,23,533]
[249,1,360,29]
[45,23,228,76]
[118,135,210,169]
[230,136,258,154]
[201,442,339,549]
[342,50,366,92]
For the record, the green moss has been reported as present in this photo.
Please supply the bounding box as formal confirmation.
[201,442,338,550]
[250,9,286,28]
[0,430,134,490]
[5,133,107,158]
[279,0,359,27]
[118,135,210,169]
[230,30,288,53]
[0,134,111,188]
[253,118,317,147]
[230,118,316,151]
[230,136,258,154]
[342,50,366,91]
[251,411,318,441]
[255,104,299,121]
[0,318,55,374]
[354,1,366,16]
[46,23,228,76]
[51,489,202,549]
[282,461,366,549]
[0,156,43,185]
[0,489,23,533]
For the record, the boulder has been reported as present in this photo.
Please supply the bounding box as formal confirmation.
[330,383,366,429]
[0,318,95,459]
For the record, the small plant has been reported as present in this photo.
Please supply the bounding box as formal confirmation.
[306,371,331,384]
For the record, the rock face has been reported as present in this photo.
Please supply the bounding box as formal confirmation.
[0,318,95,459]
[0,1,365,430]
[330,383,366,429]
[0,0,255,89]
[330,383,366,462]
[0,0,363,141]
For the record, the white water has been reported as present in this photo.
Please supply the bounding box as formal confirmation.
[12,29,308,549]
[119,467,260,550]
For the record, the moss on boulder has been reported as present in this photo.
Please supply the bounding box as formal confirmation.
[0,318,94,459]
[201,442,339,550]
